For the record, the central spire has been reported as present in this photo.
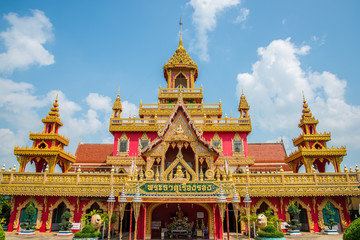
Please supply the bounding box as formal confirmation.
[163,19,198,88]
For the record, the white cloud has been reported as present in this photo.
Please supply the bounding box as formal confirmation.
[189,0,241,61]
[85,93,112,112]
[122,101,139,118]
[234,8,249,24]
[0,83,138,169]
[236,38,360,161]
[0,9,54,73]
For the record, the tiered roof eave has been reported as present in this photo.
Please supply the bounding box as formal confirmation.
[292,132,331,146]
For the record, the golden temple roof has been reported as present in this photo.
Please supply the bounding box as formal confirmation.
[42,95,63,126]
[163,36,198,72]
[238,90,250,111]
[112,91,122,111]
[299,94,318,127]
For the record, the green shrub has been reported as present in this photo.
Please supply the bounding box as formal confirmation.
[59,211,73,231]
[82,224,95,233]
[74,231,101,238]
[343,218,360,240]
[257,230,284,238]
[74,224,101,238]
[20,203,36,230]
[258,224,284,238]
[0,225,5,240]
[263,225,276,233]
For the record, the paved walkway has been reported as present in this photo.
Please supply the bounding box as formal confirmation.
[5,232,344,240]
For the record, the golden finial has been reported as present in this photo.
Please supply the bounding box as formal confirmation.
[302,90,306,103]
[242,88,244,96]
[117,87,120,97]
[179,17,183,48]
[56,90,59,102]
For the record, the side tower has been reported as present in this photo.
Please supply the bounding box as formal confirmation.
[14,96,76,173]
[285,96,346,173]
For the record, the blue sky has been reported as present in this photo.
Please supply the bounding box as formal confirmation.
[0,0,359,172]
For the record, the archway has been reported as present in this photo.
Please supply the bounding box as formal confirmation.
[51,202,68,231]
[322,203,340,231]
[20,202,38,231]
[150,203,210,239]
[256,202,270,215]
[317,198,346,232]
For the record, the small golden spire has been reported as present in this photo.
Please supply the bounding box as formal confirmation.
[179,17,183,48]
[302,90,305,103]
[117,87,120,98]
[56,90,59,102]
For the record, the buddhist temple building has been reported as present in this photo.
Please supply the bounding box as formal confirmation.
[0,30,359,239]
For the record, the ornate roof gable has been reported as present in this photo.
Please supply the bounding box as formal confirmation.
[141,94,218,157]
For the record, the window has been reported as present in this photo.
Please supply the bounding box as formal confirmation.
[232,133,243,156]
[118,133,129,156]
[175,73,187,88]
[211,133,222,151]
[139,133,149,150]
[119,141,128,152]
[233,141,243,153]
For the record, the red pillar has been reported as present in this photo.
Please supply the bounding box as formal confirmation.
[226,204,230,240]
[143,204,146,240]
[213,204,217,240]
[129,204,133,240]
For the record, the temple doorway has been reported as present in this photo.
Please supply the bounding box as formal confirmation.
[298,207,309,231]
[51,202,69,231]
[322,203,340,231]
[19,202,38,231]
[121,203,135,234]
[151,203,209,239]
[223,203,237,233]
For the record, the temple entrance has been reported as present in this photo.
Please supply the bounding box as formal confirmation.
[322,203,340,231]
[51,202,69,231]
[298,207,309,231]
[256,203,270,215]
[291,205,309,232]
[120,203,135,234]
[19,202,38,231]
[223,204,237,233]
[151,203,209,239]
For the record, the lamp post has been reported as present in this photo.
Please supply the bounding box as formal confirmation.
[133,183,143,240]
[118,186,127,240]
[231,185,240,240]
[217,184,227,240]
[107,184,116,240]
[243,185,252,240]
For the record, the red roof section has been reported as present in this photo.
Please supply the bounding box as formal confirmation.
[248,143,291,171]
[75,144,113,163]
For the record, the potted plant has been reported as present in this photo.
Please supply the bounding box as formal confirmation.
[286,202,301,235]
[73,224,101,240]
[57,211,73,236]
[19,203,36,235]
[256,225,285,240]
[323,203,338,234]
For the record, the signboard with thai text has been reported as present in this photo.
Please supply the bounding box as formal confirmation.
[140,182,218,194]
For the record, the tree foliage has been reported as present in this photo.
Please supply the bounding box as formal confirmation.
[343,218,360,240]
[59,211,73,231]
[286,202,301,230]
[324,203,337,230]
[20,203,36,230]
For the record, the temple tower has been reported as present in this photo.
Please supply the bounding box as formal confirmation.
[285,95,346,173]
[238,89,250,118]
[14,96,76,173]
